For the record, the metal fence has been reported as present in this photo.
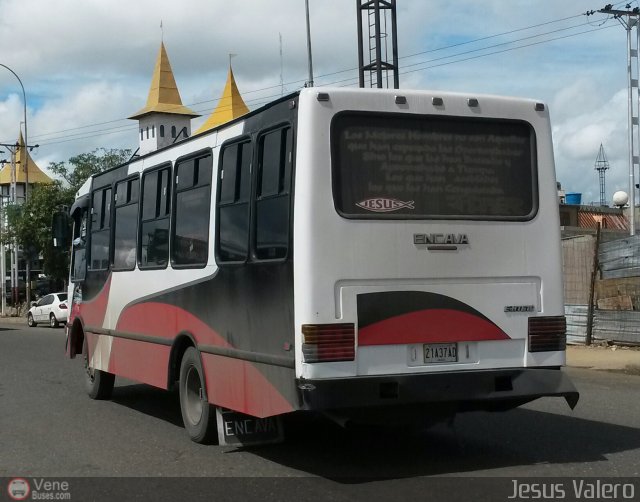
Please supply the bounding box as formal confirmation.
[599,234,640,279]
[563,233,640,346]
[562,235,596,306]
[565,304,588,345]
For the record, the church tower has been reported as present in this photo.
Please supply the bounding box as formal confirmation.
[0,131,51,203]
[195,63,249,134]
[129,42,199,155]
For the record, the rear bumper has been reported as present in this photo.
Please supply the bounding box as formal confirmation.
[297,368,579,413]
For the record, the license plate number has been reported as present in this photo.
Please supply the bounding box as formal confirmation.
[424,343,458,363]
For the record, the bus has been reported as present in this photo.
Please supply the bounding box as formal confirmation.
[57,87,579,444]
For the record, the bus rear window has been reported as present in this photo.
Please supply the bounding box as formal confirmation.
[331,112,537,220]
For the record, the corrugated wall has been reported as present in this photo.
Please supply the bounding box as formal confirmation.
[562,235,596,305]
[564,234,640,345]
[599,234,640,279]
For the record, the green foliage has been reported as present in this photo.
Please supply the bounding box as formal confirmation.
[2,147,131,282]
[4,181,70,280]
[48,147,132,196]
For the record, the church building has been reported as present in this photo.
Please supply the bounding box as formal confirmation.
[0,131,52,203]
[128,42,200,156]
[129,41,250,154]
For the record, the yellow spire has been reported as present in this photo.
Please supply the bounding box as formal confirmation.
[195,64,249,134]
[0,131,52,185]
[129,42,198,119]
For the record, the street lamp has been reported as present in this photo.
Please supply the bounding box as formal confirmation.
[0,63,32,304]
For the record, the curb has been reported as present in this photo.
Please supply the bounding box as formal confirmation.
[0,316,26,325]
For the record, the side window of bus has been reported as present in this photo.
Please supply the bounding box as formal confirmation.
[172,152,212,267]
[139,165,171,269]
[71,209,87,282]
[113,177,140,271]
[255,126,292,260]
[217,140,252,263]
[89,186,112,271]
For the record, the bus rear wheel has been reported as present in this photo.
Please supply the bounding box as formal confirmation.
[83,342,115,400]
[179,347,217,444]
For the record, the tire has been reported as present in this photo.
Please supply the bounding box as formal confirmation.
[49,313,59,328]
[83,341,115,400]
[179,347,218,444]
[27,313,36,327]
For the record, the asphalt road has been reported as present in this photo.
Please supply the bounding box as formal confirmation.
[1,323,639,499]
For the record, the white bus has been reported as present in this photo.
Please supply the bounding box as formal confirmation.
[58,87,578,444]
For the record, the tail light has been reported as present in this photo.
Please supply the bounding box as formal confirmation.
[302,323,355,363]
[528,316,566,352]
[59,303,68,309]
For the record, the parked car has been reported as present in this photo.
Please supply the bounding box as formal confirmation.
[27,292,68,328]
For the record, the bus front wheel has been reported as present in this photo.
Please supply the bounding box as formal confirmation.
[179,347,217,444]
[83,342,115,400]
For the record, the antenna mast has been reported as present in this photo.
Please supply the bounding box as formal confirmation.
[305,0,314,87]
[356,0,399,88]
[595,143,610,207]
[279,32,284,96]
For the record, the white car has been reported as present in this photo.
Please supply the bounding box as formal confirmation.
[27,292,69,328]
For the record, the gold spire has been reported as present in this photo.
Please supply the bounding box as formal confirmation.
[0,131,51,185]
[195,64,249,134]
[129,42,198,119]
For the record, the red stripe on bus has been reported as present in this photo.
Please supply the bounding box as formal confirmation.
[114,302,294,417]
[358,308,510,346]
[110,338,171,390]
[202,353,294,418]
[116,301,229,346]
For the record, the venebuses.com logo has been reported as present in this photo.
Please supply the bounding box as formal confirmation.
[6,478,71,500]
[7,478,30,501]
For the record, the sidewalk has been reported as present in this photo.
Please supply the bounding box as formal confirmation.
[567,344,640,373]
[0,315,26,325]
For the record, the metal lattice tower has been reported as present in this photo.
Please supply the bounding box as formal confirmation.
[356,0,399,89]
[594,143,610,206]
[596,5,640,233]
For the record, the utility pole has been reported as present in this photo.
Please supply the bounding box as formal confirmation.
[1,142,20,308]
[1,139,38,311]
[594,4,640,235]
[0,160,6,316]
[1,64,33,302]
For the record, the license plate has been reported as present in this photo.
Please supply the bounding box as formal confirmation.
[424,343,458,363]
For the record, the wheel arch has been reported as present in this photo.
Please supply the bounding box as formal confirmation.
[167,331,198,390]
[68,318,85,359]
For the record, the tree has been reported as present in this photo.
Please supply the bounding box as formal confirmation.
[2,148,132,286]
[4,181,70,284]
[48,147,132,197]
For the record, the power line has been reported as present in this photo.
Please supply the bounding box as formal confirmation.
[401,24,618,77]
[324,23,619,89]
[36,90,290,146]
[28,8,617,147]
[31,12,596,143]
[398,13,587,62]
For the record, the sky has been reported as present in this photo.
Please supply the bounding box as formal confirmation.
[0,0,637,205]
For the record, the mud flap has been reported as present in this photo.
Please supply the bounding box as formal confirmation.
[215,408,284,446]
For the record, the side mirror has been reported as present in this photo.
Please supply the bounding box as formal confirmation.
[30,301,37,308]
[51,212,71,249]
